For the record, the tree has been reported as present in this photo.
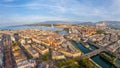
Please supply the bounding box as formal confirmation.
[41,53,49,61]
[96,30,105,34]
[55,30,60,33]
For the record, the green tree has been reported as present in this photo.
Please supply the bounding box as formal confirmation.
[96,30,105,34]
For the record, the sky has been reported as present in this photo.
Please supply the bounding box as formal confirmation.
[0,0,120,25]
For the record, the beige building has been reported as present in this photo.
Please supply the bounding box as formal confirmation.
[96,22,107,30]
[59,50,81,58]
[32,44,49,55]
[26,47,39,58]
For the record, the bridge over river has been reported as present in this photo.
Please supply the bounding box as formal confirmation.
[80,41,120,59]
[80,48,106,58]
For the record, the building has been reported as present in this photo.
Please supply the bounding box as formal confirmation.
[0,45,3,67]
[13,50,27,63]
[1,34,13,68]
[96,22,107,30]
[32,43,49,55]
[17,59,36,68]
[26,47,39,58]
[52,51,66,60]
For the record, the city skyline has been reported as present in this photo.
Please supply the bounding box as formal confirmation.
[1,0,120,25]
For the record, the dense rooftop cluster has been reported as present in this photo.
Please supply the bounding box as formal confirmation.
[0,23,120,68]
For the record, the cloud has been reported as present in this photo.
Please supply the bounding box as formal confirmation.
[1,0,120,24]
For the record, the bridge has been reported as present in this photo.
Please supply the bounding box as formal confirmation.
[80,41,120,59]
[80,48,106,58]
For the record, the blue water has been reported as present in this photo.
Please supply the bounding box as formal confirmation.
[71,41,90,53]
[0,25,68,36]
[0,25,62,31]
[88,44,98,50]
[91,55,116,68]
[71,41,116,68]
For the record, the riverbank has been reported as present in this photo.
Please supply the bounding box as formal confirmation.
[100,52,118,67]
[71,41,116,68]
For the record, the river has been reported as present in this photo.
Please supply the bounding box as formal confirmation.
[71,41,116,68]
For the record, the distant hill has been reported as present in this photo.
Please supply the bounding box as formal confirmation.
[28,21,95,25]
[35,21,73,24]
[24,21,120,29]
[25,21,84,25]
[97,21,120,29]
[79,22,95,26]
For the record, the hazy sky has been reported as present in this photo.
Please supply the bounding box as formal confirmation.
[0,0,120,25]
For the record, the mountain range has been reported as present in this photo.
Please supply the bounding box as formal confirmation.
[25,21,120,29]
[77,21,120,29]
[97,21,120,29]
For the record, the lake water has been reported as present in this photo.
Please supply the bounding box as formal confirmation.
[0,25,62,31]
[0,25,68,35]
